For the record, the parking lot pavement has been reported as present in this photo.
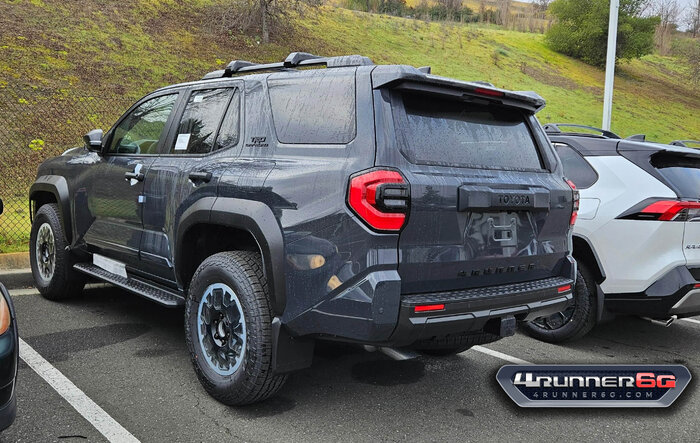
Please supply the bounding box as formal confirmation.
[3,286,700,442]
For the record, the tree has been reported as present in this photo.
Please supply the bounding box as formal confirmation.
[546,0,660,67]
[651,0,682,55]
[685,0,700,37]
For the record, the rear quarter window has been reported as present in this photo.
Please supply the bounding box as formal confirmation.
[553,143,598,189]
[394,92,543,170]
[267,70,356,144]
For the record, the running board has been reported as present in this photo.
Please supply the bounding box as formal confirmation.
[73,263,185,307]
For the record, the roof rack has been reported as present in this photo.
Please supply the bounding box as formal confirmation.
[670,140,700,148]
[543,123,621,139]
[202,52,374,80]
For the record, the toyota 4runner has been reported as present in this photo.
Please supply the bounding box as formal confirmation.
[29,52,577,405]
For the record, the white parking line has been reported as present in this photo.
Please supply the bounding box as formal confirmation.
[19,338,140,443]
[472,345,532,365]
[680,318,700,326]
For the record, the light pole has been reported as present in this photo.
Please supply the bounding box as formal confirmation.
[602,0,619,131]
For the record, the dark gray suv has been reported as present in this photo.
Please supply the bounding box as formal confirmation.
[29,52,577,405]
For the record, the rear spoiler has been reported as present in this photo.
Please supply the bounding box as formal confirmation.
[371,65,546,113]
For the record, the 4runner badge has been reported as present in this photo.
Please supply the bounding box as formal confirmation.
[246,136,268,148]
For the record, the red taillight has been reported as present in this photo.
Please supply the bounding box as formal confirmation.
[414,304,445,313]
[639,200,700,221]
[473,87,505,97]
[693,283,700,289]
[348,169,409,231]
[566,178,579,226]
[558,284,572,293]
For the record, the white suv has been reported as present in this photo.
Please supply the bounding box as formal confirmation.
[523,124,700,342]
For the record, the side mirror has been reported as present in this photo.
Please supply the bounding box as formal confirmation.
[83,129,104,152]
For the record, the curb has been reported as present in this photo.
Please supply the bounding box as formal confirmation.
[0,252,29,270]
[0,268,34,290]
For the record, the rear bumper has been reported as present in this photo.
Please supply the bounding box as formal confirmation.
[387,276,574,346]
[605,265,700,318]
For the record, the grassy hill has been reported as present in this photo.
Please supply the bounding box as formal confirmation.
[0,0,698,251]
[1,0,696,139]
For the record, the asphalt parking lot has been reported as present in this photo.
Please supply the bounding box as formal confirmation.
[2,284,699,442]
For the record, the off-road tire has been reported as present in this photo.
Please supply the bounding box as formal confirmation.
[521,265,598,343]
[185,251,287,405]
[412,331,502,356]
[29,204,85,300]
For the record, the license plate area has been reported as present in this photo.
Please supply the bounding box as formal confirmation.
[465,211,539,258]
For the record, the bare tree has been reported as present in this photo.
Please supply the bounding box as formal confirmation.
[652,0,683,54]
[685,0,700,37]
[498,0,511,27]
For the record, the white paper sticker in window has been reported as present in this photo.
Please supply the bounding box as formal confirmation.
[193,95,204,103]
[174,133,191,151]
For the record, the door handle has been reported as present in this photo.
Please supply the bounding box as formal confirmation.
[124,171,145,181]
[189,171,212,183]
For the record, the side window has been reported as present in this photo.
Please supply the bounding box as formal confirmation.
[267,70,356,144]
[171,88,235,155]
[213,91,241,152]
[109,94,177,155]
[554,143,598,189]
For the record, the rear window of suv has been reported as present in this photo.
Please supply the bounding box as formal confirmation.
[395,93,543,170]
[651,153,700,198]
[267,70,356,144]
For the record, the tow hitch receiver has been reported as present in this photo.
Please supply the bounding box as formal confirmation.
[485,315,517,337]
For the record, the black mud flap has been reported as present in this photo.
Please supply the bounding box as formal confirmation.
[271,318,315,375]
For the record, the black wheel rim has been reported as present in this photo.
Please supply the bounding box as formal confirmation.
[532,305,576,330]
[196,283,246,375]
[35,222,56,281]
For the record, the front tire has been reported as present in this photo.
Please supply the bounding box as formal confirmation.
[521,265,598,342]
[185,251,287,405]
[29,204,85,300]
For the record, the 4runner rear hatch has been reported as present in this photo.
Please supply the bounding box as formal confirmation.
[372,66,575,295]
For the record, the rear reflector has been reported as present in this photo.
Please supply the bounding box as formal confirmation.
[694,283,700,289]
[348,169,408,231]
[414,304,445,313]
[558,285,572,293]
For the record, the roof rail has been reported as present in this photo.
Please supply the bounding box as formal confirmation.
[543,123,621,139]
[670,140,700,148]
[201,52,374,80]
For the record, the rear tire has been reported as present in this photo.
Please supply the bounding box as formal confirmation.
[185,251,287,405]
[411,331,502,356]
[29,204,85,300]
[521,265,598,343]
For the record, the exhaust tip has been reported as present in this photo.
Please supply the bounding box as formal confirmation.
[363,345,420,361]
[641,315,677,327]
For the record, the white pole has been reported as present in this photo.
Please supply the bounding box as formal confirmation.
[602,0,620,131]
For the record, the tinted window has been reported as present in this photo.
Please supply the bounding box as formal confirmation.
[553,143,598,189]
[652,154,700,198]
[214,91,241,152]
[267,71,356,144]
[397,93,542,170]
[172,89,234,154]
[109,94,177,155]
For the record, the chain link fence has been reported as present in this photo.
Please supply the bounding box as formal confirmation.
[0,87,138,252]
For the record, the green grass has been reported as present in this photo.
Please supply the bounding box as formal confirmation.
[298,8,698,141]
[0,0,698,252]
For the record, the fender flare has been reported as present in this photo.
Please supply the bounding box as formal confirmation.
[572,234,606,281]
[175,197,286,315]
[29,175,72,243]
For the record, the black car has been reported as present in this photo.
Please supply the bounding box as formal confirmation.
[28,52,577,404]
[0,282,17,431]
